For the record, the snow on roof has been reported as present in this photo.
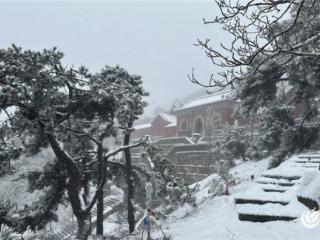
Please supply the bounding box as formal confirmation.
[174,90,234,111]
[134,113,177,130]
[159,113,177,123]
[166,122,177,127]
[133,123,152,130]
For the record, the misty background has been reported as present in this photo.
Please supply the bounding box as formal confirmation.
[0,1,230,118]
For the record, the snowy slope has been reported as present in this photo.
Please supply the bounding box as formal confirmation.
[165,156,320,240]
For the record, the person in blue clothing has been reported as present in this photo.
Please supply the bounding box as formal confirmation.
[142,208,165,240]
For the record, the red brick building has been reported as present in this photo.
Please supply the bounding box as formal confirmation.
[174,90,236,137]
[132,113,177,140]
[133,89,306,141]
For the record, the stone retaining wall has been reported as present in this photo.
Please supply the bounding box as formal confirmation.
[166,144,218,183]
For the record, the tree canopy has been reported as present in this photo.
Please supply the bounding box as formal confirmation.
[0,45,148,239]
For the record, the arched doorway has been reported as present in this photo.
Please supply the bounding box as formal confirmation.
[193,117,205,135]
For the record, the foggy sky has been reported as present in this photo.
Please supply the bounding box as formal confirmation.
[0,1,230,117]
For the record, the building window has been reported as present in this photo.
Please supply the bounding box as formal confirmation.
[180,119,188,131]
[209,113,221,129]
[193,117,204,135]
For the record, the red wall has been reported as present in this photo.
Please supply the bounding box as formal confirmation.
[132,127,152,140]
[133,100,306,140]
[132,115,177,140]
[174,100,236,137]
[151,115,177,138]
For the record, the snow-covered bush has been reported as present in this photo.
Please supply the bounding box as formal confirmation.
[0,224,20,240]
[0,148,66,232]
[166,178,198,205]
[207,177,226,196]
[151,155,197,208]
[0,145,22,176]
[209,159,235,196]
[21,227,41,240]
[269,148,289,168]
[297,171,320,210]
[245,140,267,161]
[0,225,40,240]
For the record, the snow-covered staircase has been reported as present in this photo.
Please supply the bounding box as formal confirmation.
[235,153,320,222]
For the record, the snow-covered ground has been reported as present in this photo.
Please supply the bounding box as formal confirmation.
[167,196,319,240]
[164,157,320,240]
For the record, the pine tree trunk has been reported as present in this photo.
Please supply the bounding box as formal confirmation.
[33,125,48,153]
[47,133,92,240]
[82,157,91,205]
[241,152,246,162]
[96,144,105,235]
[76,212,92,240]
[82,157,92,233]
[124,126,135,233]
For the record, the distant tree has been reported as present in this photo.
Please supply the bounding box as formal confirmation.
[220,126,248,163]
[258,105,294,152]
[169,99,183,113]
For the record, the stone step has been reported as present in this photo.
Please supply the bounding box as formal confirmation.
[107,199,119,204]
[60,228,72,237]
[235,198,289,206]
[261,174,301,181]
[302,165,318,168]
[294,160,320,164]
[236,197,308,223]
[256,180,295,187]
[298,156,320,159]
[238,213,297,222]
[263,188,286,193]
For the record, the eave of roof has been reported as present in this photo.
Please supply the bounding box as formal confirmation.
[174,90,234,112]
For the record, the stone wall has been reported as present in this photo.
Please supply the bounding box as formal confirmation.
[166,143,218,183]
[130,143,219,184]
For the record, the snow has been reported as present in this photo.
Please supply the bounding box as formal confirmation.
[166,122,177,127]
[297,170,320,204]
[174,90,234,111]
[236,201,307,218]
[0,148,56,210]
[166,196,319,240]
[134,113,177,129]
[164,156,320,240]
[49,202,74,234]
[0,106,16,123]
[133,123,151,130]
[159,113,176,124]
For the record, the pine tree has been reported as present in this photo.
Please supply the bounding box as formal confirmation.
[0,45,148,240]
